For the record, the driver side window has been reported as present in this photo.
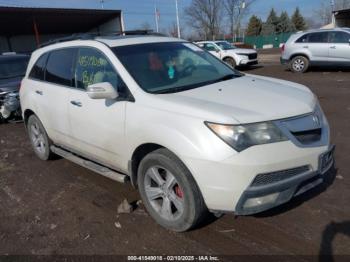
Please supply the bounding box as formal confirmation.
[75,48,126,93]
[203,43,219,52]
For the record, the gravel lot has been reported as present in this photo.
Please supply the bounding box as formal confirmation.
[0,49,349,260]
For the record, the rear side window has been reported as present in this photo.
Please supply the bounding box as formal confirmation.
[45,49,76,86]
[29,53,48,80]
[329,31,350,43]
[307,32,329,43]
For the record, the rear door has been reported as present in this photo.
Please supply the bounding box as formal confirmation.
[68,47,127,170]
[328,31,350,62]
[306,32,330,62]
[31,48,76,146]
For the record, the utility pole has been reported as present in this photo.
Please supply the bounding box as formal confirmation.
[154,5,159,33]
[175,0,181,38]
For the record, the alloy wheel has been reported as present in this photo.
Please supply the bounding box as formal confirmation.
[144,166,184,221]
[29,122,46,155]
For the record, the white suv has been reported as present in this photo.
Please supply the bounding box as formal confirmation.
[21,34,334,232]
[196,41,258,68]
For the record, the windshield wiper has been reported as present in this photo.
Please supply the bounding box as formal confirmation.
[152,74,240,94]
[209,74,237,84]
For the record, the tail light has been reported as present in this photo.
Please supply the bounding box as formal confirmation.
[281,44,285,53]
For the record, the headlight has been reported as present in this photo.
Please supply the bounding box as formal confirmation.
[205,121,288,152]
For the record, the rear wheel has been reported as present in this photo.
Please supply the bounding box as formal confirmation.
[290,56,309,73]
[27,115,54,160]
[137,148,207,232]
[223,57,237,68]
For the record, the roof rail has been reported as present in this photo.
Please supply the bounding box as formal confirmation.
[39,30,166,48]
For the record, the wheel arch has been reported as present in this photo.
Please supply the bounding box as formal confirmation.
[290,53,310,61]
[129,143,164,188]
[222,56,236,63]
[23,109,36,126]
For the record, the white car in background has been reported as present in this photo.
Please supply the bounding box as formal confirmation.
[196,40,258,68]
[21,34,333,232]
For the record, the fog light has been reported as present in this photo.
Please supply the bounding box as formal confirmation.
[243,192,279,209]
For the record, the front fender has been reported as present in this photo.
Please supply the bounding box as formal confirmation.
[125,104,236,163]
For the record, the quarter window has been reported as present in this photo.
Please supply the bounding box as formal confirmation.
[29,53,48,80]
[45,49,76,86]
[296,34,308,43]
[74,48,125,93]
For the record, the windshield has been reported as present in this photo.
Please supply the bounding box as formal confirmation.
[112,42,242,94]
[215,41,236,50]
[0,56,29,79]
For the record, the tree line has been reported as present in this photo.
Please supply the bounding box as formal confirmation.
[185,0,255,40]
[246,8,307,37]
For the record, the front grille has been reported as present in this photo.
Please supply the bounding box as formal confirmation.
[248,53,257,60]
[292,128,322,144]
[251,165,310,187]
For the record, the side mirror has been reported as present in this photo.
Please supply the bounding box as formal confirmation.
[87,82,119,100]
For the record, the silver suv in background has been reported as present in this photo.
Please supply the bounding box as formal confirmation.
[281,28,350,73]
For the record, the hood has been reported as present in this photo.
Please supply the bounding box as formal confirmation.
[0,76,22,94]
[225,48,256,55]
[156,75,316,124]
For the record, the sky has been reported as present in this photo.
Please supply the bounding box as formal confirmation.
[0,0,325,31]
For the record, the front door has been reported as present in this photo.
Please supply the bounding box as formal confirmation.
[68,47,127,170]
[328,31,350,63]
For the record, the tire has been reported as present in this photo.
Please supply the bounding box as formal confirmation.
[137,148,207,232]
[223,57,237,68]
[290,56,309,73]
[27,115,54,161]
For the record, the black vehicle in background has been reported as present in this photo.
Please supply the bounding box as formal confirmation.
[0,53,29,122]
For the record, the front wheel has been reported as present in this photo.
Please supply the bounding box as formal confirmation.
[290,56,309,73]
[223,57,237,68]
[137,148,207,232]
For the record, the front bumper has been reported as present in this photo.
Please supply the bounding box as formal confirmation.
[239,59,258,66]
[235,145,335,215]
[183,141,334,213]
[0,91,21,119]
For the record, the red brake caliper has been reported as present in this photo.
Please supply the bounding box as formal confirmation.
[175,185,184,198]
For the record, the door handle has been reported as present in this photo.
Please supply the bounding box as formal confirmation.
[303,46,309,48]
[70,101,82,107]
[330,46,336,49]
[35,90,43,95]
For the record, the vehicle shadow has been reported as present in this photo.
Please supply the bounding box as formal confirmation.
[319,220,350,262]
[237,65,264,71]
[253,164,337,218]
[283,66,350,73]
[308,66,350,73]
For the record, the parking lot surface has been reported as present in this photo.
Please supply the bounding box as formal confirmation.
[0,49,349,259]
